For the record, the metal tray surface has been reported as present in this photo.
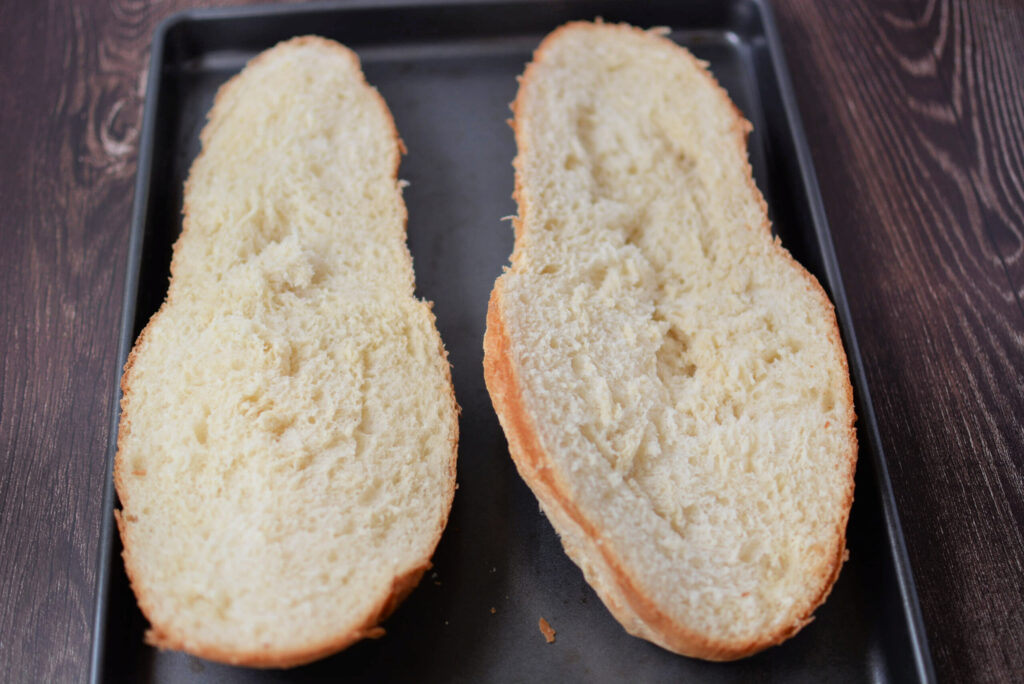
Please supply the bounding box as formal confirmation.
[91,1,936,682]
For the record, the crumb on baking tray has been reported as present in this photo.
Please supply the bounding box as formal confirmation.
[539,617,556,643]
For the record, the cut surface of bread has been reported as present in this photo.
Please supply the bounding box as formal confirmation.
[115,36,458,668]
[483,22,856,661]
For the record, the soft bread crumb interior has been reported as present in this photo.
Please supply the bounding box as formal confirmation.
[496,24,854,647]
[116,38,456,659]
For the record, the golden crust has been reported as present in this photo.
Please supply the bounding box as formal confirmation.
[485,21,857,660]
[114,35,458,669]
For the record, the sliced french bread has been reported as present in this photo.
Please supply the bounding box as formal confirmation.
[483,22,857,660]
[115,36,458,668]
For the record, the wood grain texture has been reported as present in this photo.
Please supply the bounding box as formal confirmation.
[773,0,1024,681]
[0,3,308,679]
[0,0,1020,681]
[0,1,176,680]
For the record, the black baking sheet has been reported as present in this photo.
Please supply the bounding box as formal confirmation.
[90,1,936,681]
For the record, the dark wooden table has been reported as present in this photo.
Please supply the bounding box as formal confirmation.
[1,1,1021,681]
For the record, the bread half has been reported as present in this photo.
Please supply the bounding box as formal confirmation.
[115,37,458,668]
[483,22,856,660]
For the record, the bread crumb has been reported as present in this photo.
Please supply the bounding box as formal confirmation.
[490,607,497,615]
[539,617,556,643]
[365,627,386,639]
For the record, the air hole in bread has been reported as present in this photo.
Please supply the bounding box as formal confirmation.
[822,389,836,413]
[193,417,208,446]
